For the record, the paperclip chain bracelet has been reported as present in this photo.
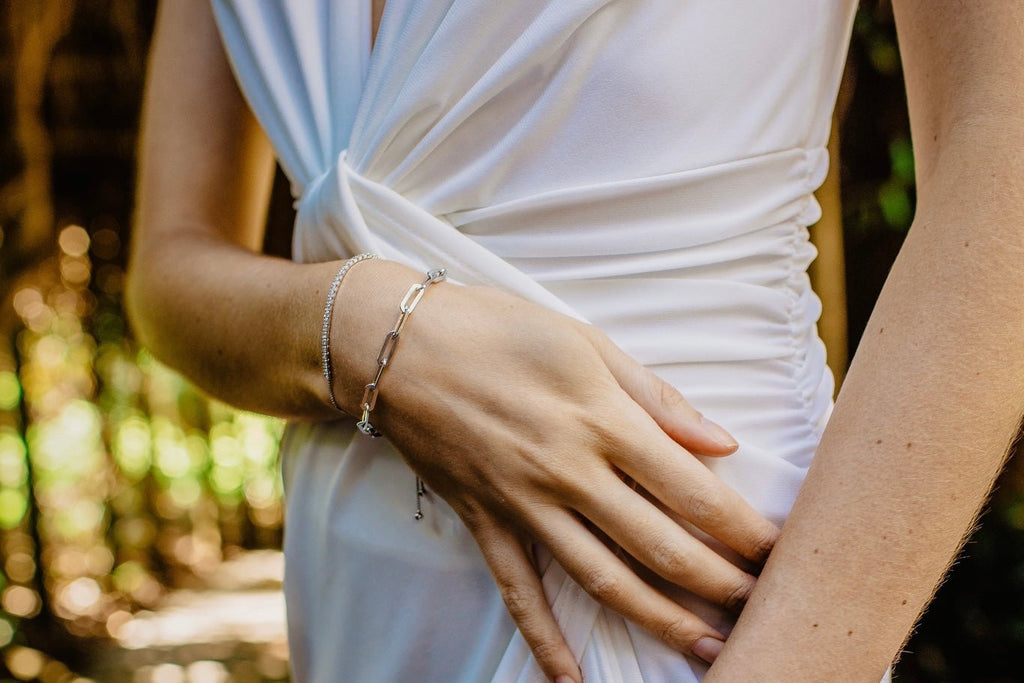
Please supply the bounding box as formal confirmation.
[321,253,378,411]
[356,267,447,438]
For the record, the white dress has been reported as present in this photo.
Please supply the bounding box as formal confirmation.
[211,1,859,680]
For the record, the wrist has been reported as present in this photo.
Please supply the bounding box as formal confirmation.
[327,257,430,418]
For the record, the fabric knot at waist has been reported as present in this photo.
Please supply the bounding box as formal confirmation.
[293,146,830,368]
[293,149,582,319]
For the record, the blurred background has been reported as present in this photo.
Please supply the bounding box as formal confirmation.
[0,1,1021,681]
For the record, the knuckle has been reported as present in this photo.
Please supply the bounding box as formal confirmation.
[526,637,563,668]
[648,535,692,580]
[656,615,701,651]
[576,320,603,345]
[722,576,755,613]
[747,525,778,563]
[579,322,614,354]
[684,486,724,527]
[580,566,623,605]
[498,583,535,621]
[657,379,688,411]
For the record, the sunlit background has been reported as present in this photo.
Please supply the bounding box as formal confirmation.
[1,1,1022,682]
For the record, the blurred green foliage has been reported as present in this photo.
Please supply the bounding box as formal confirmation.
[1,5,290,678]
[1,224,286,679]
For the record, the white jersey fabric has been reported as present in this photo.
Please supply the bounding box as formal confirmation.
[211,1,860,680]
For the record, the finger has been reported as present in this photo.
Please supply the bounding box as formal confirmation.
[532,509,727,664]
[475,523,583,683]
[609,430,779,564]
[589,329,738,455]
[580,471,756,611]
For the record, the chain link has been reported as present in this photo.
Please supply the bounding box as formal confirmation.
[356,268,447,437]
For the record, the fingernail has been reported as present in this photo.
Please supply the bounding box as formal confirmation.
[693,636,725,664]
[700,416,738,449]
[555,676,577,683]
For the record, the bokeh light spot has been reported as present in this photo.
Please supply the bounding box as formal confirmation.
[5,552,36,583]
[0,371,21,410]
[0,429,28,487]
[149,663,185,683]
[0,489,28,529]
[90,225,121,260]
[11,288,43,318]
[114,417,152,479]
[58,577,102,616]
[184,660,229,683]
[0,618,13,648]
[59,225,90,257]
[60,256,92,286]
[209,466,242,497]
[106,609,133,638]
[112,560,148,594]
[2,585,40,618]
[4,645,44,680]
[168,477,202,509]
[878,180,911,229]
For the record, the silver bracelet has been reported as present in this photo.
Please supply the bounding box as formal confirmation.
[321,253,378,411]
[356,268,447,521]
[356,268,447,439]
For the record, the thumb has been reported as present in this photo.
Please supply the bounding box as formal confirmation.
[588,327,739,456]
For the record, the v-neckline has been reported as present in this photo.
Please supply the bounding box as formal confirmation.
[371,0,386,49]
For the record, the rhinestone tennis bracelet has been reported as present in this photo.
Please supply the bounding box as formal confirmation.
[321,253,378,411]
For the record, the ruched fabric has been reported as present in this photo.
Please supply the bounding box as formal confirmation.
[212,1,859,680]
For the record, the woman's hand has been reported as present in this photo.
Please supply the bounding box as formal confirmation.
[332,259,780,682]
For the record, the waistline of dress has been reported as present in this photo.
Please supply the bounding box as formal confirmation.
[291,145,830,365]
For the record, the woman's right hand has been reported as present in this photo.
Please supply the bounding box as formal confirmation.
[332,259,780,683]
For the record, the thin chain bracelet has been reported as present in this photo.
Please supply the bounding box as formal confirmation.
[356,267,447,438]
[356,268,447,520]
[321,253,378,411]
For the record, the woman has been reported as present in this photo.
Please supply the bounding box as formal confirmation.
[128,0,1024,681]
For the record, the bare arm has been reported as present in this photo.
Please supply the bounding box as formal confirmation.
[127,0,345,420]
[705,3,1024,679]
[130,2,781,680]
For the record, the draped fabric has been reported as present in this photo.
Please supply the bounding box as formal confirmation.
[211,1,860,680]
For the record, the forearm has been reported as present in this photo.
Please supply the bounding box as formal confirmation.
[126,230,427,420]
[127,232,326,418]
[706,140,1024,679]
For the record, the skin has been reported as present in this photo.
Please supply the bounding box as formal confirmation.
[705,1,1024,679]
[128,1,1024,681]
[130,2,778,681]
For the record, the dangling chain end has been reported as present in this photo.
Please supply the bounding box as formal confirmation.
[414,476,427,521]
